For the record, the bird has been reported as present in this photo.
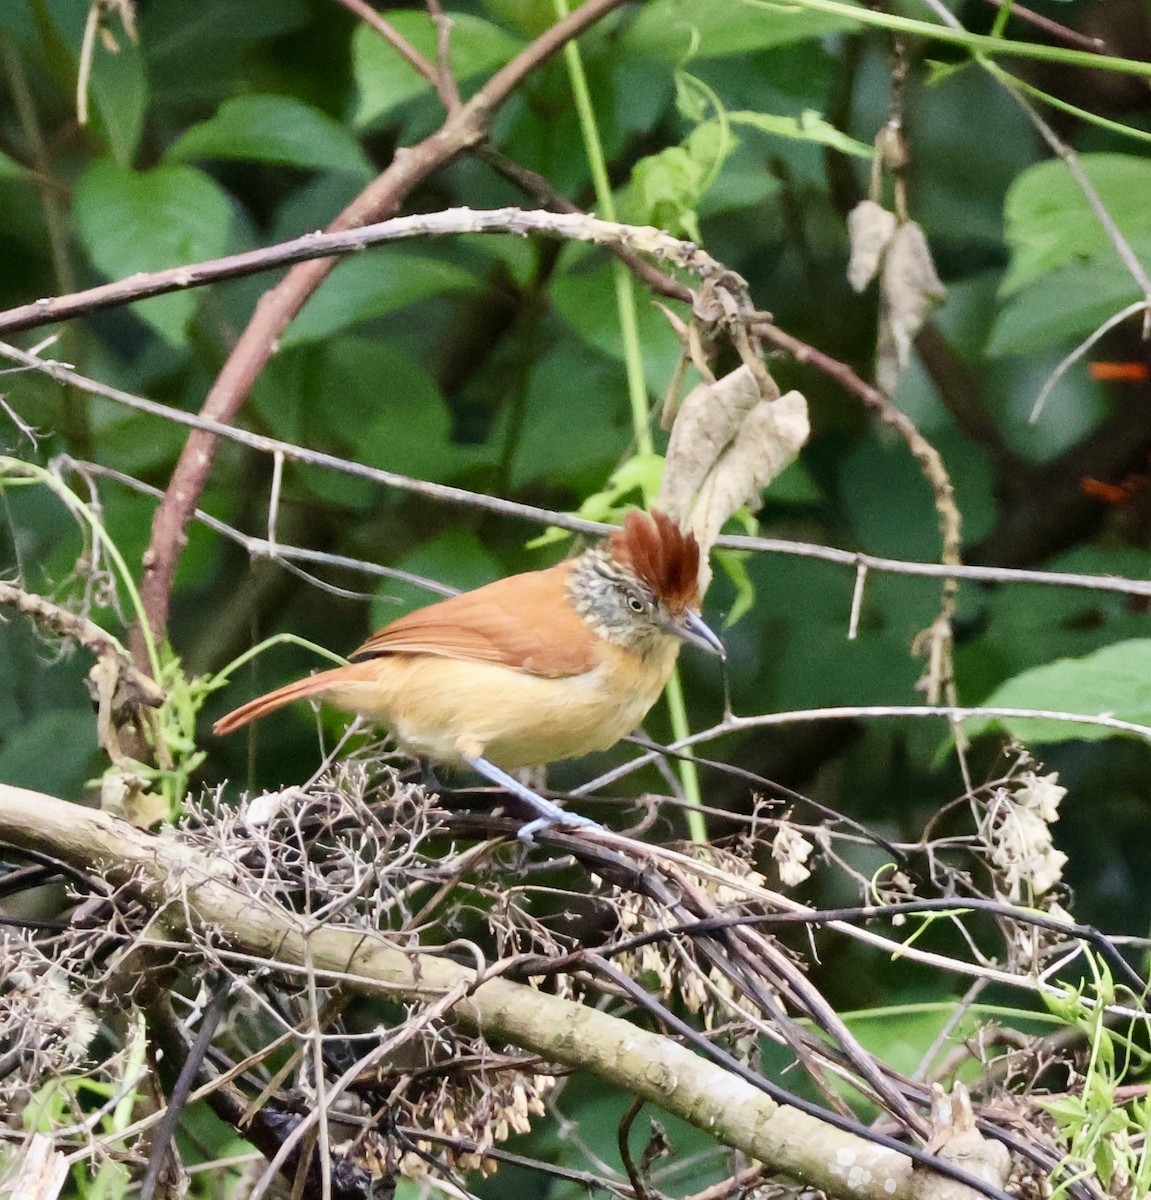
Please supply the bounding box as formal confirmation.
[213,509,724,838]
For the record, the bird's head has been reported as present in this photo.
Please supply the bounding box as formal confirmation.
[569,509,725,659]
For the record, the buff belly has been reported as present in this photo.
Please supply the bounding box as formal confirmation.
[320,648,678,770]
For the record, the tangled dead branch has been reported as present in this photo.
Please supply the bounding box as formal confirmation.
[0,754,1139,1200]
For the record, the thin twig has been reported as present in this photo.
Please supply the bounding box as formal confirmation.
[330,0,442,95]
[581,705,1151,799]
[1029,299,1150,423]
[12,347,1151,602]
[426,0,462,110]
[977,0,1106,53]
[60,457,458,599]
[139,980,232,1200]
[920,0,1151,325]
[586,955,1014,1200]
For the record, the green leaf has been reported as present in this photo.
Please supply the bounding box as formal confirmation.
[352,12,523,128]
[20,0,147,164]
[1001,154,1151,297]
[282,253,479,346]
[622,0,854,60]
[166,95,373,177]
[86,27,148,164]
[727,109,872,159]
[526,455,666,551]
[550,260,682,392]
[578,454,667,517]
[714,548,755,626]
[141,0,311,111]
[626,121,738,241]
[73,161,232,345]
[988,243,1151,356]
[0,4,34,36]
[504,342,631,492]
[967,639,1151,743]
[1038,1095,1089,1124]
[321,337,491,485]
[767,459,822,503]
[0,149,30,181]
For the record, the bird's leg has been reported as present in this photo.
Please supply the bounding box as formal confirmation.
[458,752,601,844]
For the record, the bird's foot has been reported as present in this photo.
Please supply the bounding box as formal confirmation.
[515,807,601,846]
[459,752,602,844]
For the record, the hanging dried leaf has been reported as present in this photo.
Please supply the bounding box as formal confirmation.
[660,365,773,526]
[660,364,808,590]
[921,1083,1011,1200]
[686,390,808,565]
[846,199,897,293]
[876,220,945,395]
[772,823,814,887]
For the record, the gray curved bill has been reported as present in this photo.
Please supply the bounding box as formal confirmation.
[671,609,725,658]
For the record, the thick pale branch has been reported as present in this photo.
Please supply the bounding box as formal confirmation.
[0,209,735,335]
[0,782,922,1200]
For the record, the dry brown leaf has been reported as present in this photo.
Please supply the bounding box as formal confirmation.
[660,365,773,526]
[916,1083,1011,1200]
[660,364,808,589]
[100,770,168,828]
[687,390,808,563]
[846,199,897,293]
[6,1135,69,1200]
[877,219,945,395]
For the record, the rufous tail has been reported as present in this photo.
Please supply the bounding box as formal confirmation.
[213,668,347,735]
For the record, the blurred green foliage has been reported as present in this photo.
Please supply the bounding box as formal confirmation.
[3,0,1151,1188]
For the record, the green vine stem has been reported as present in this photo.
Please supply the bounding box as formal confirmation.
[553,1,707,842]
[0,458,161,679]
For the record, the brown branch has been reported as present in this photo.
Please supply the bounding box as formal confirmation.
[978,0,1107,54]
[132,0,629,663]
[0,208,729,336]
[914,323,1015,466]
[758,315,962,706]
[755,321,961,568]
[478,146,701,305]
[477,147,961,581]
[426,0,462,111]
[0,581,150,694]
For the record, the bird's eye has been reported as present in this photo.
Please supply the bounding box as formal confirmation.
[626,593,645,613]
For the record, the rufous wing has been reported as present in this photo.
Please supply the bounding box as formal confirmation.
[349,560,598,677]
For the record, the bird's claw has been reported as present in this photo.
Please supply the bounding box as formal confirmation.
[459,751,601,844]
